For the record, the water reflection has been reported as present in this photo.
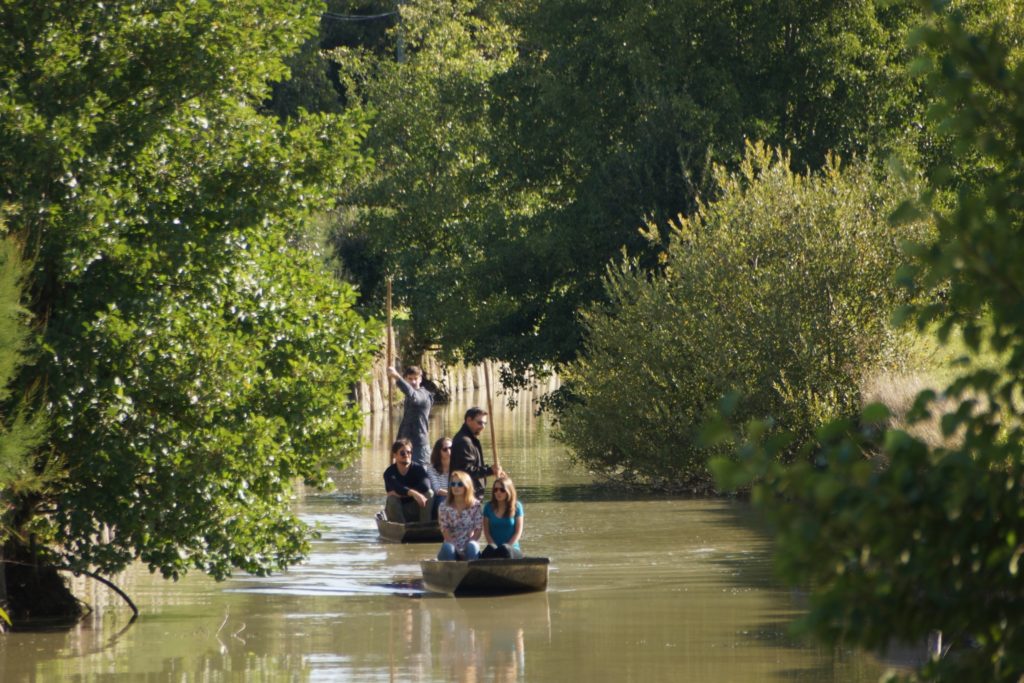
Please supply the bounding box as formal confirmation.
[0,388,892,682]
[419,593,547,683]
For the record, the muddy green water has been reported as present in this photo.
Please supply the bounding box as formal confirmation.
[1,387,891,682]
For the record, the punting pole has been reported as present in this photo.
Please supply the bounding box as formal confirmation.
[386,277,394,447]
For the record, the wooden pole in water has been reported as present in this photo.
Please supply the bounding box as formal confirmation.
[484,361,501,472]
[386,277,394,447]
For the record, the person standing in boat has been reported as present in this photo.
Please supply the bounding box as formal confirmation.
[426,437,452,520]
[481,475,524,559]
[387,365,433,466]
[437,470,482,560]
[383,439,433,523]
[450,407,504,498]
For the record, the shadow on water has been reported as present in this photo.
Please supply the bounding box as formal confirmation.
[694,501,924,680]
[515,482,651,503]
[693,502,831,661]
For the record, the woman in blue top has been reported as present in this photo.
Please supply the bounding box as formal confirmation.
[480,475,524,559]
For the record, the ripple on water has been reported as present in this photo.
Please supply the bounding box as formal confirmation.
[226,511,430,597]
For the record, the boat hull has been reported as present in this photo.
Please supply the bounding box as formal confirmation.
[375,510,443,543]
[420,558,550,596]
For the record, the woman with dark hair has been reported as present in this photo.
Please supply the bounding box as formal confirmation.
[481,475,524,559]
[437,470,482,560]
[426,437,452,520]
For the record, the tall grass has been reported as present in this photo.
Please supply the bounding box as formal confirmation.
[861,322,1005,448]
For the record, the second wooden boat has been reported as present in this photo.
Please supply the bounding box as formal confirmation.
[420,558,550,596]
[375,510,443,543]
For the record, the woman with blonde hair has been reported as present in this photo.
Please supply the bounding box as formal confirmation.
[437,470,482,560]
[481,475,524,559]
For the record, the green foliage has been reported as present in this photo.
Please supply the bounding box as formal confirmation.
[711,4,1024,680]
[264,1,400,121]
[331,0,936,380]
[0,224,49,542]
[0,222,29,407]
[330,0,523,358]
[0,0,380,579]
[557,143,929,487]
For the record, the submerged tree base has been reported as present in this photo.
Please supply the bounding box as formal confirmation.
[4,556,83,627]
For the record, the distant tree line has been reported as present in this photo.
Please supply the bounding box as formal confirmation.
[298,1,1008,377]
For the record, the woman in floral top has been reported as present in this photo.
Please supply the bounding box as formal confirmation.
[437,470,482,560]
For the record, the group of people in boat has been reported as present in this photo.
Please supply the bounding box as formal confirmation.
[383,364,525,560]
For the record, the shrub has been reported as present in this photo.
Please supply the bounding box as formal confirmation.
[557,142,930,487]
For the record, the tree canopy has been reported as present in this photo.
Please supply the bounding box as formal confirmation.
[0,0,378,582]
[327,0,934,381]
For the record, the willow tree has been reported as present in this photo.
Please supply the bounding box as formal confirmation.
[557,144,929,489]
[0,0,378,619]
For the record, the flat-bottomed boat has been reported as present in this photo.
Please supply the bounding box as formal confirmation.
[375,510,443,543]
[420,558,549,595]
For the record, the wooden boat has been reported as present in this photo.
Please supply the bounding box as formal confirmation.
[420,557,550,596]
[375,510,443,543]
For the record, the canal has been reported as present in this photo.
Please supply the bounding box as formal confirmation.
[1,384,889,681]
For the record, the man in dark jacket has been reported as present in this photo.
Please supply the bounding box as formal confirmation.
[383,439,433,523]
[450,407,504,498]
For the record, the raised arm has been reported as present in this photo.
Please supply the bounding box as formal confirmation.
[388,367,413,397]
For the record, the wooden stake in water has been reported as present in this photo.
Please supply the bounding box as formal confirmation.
[484,361,501,472]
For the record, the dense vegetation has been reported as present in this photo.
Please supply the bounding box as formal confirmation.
[0,226,48,545]
[0,0,378,616]
[1,2,1021,679]
[322,0,936,381]
[556,145,930,488]
[710,5,1024,681]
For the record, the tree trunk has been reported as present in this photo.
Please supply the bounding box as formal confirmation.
[3,538,82,626]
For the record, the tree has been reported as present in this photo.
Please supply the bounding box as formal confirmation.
[329,0,523,361]
[0,0,379,613]
[0,222,49,531]
[556,143,929,489]
[264,1,400,121]
[710,4,1024,680]
[0,221,50,625]
[331,0,935,381]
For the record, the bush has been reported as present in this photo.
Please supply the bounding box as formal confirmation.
[556,142,930,488]
[710,5,1024,680]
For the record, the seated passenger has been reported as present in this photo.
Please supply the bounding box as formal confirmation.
[481,475,524,559]
[383,438,433,524]
[437,470,482,561]
[425,437,452,521]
